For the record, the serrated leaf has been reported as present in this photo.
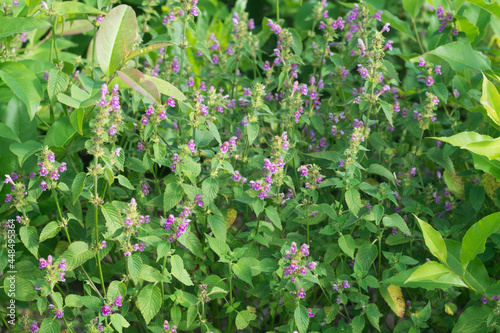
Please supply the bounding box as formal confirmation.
[117,175,134,190]
[136,284,161,324]
[20,226,38,258]
[382,214,412,236]
[206,235,230,260]
[127,254,142,285]
[48,69,69,102]
[247,122,259,145]
[101,203,122,235]
[232,260,253,286]
[38,318,61,333]
[163,182,183,212]
[171,255,194,286]
[345,188,362,216]
[202,177,218,205]
[235,310,257,330]
[295,305,309,333]
[339,234,355,259]
[366,164,395,185]
[208,214,227,241]
[39,222,60,242]
[207,120,221,145]
[111,313,130,333]
[72,172,86,204]
[265,206,281,230]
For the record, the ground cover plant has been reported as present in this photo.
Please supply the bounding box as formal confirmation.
[1,0,500,331]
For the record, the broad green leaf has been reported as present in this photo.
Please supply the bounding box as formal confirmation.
[0,17,50,38]
[339,234,355,259]
[461,212,500,269]
[383,267,466,290]
[127,253,142,285]
[480,73,500,126]
[207,120,221,145]
[179,233,204,259]
[47,69,69,102]
[353,243,377,274]
[44,116,75,148]
[72,172,86,204]
[345,188,362,216]
[38,318,61,333]
[65,294,83,308]
[366,163,395,185]
[464,258,490,292]
[117,68,160,103]
[427,147,455,173]
[117,175,134,190]
[96,5,138,77]
[289,28,303,56]
[39,222,60,242]
[414,215,447,262]
[124,43,170,63]
[111,313,130,333]
[383,214,412,236]
[432,132,493,148]
[365,303,382,331]
[425,41,491,72]
[456,15,479,42]
[144,74,186,101]
[206,235,230,261]
[405,261,452,282]
[140,264,169,283]
[69,108,84,135]
[208,214,227,241]
[403,0,425,18]
[202,177,219,205]
[0,122,20,142]
[247,122,259,145]
[457,0,500,20]
[235,310,257,330]
[136,284,161,324]
[0,62,42,120]
[463,137,500,160]
[265,206,282,230]
[452,306,490,333]
[171,254,194,286]
[20,226,38,258]
[294,304,309,333]
[3,275,37,301]
[472,153,500,181]
[379,100,394,127]
[101,203,122,235]
[53,1,103,14]
[352,315,365,333]
[61,241,95,271]
[163,182,184,212]
[232,260,253,286]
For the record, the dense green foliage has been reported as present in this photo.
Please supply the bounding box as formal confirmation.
[1,0,500,332]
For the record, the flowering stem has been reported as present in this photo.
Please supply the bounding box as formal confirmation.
[93,156,107,297]
[52,188,72,243]
[177,17,188,89]
[411,18,425,54]
[337,186,346,214]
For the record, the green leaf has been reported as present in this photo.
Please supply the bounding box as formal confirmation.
[144,74,186,101]
[294,304,310,333]
[117,68,160,103]
[127,253,142,285]
[366,303,382,332]
[39,222,60,243]
[72,172,86,204]
[366,163,396,185]
[405,261,452,282]
[44,116,76,148]
[414,215,447,262]
[265,206,282,230]
[461,212,500,269]
[480,73,500,126]
[61,241,95,270]
[402,0,425,18]
[171,254,194,286]
[353,243,377,274]
[206,235,230,260]
[96,5,138,77]
[208,214,227,242]
[464,258,490,292]
[425,41,491,72]
[232,260,253,286]
[117,175,134,190]
[235,310,257,330]
[364,1,415,39]
[0,17,50,38]
[136,284,162,324]
[0,122,20,142]
[379,100,394,127]
[47,69,69,103]
[20,226,38,258]
[289,28,303,56]
[339,234,355,259]
[383,214,412,236]
[65,294,83,308]
[472,153,500,181]
[39,318,61,333]
[0,62,42,120]
[202,177,219,205]
[111,313,130,333]
[163,182,184,212]
[140,264,169,283]
[124,43,170,63]
[9,140,42,167]
[345,188,362,216]
[53,1,103,14]
[352,315,365,333]
[3,275,37,301]
[101,203,122,235]
[457,0,500,20]
[247,122,259,145]
[207,120,221,145]
[432,132,493,148]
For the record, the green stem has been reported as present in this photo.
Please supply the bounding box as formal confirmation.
[93,156,106,296]
[276,0,279,22]
[0,312,12,332]
[411,18,425,54]
[226,263,233,333]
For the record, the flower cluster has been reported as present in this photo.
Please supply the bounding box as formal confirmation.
[141,104,167,126]
[4,172,33,214]
[100,295,124,316]
[38,255,67,290]
[297,164,323,190]
[37,146,67,192]
[162,320,177,333]
[283,242,317,284]
[163,194,203,242]
[162,0,199,26]
[118,198,150,256]
[435,5,457,35]
[332,279,351,304]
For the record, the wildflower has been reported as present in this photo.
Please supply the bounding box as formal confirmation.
[308,308,315,318]
[297,288,306,298]
[418,57,426,67]
[187,140,196,153]
[453,89,460,98]
[300,243,309,256]
[172,57,180,73]
[30,321,39,332]
[343,280,350,288]
[55,308,64,319]
[115,296,123,307]
[297,165,308,176]
[101,305,111,316]
[444,201,452,211]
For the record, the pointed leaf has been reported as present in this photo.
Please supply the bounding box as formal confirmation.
[117,68,160,103]
[136,284,161,324]
[414,215,447,262]
[19,226,38,258]
[0,17,50,38]
[171,254,194,286]
[294,304,310,333]
[461,212,500,269]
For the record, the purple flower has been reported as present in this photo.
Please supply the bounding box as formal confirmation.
[115,296,123,307]
[482,296,489,304]
[384,40,393,51]
[410,167,417,177]
[115,148,122,157]
[187,140,196,153]
[453,89,460,98]
[59,162,67,173]
[444,201,452,211]
[435,65,442,74]
[418,57,426,67]
[58,259,67,271]
[297,165,308,177]
[101,305,111,316]
[141,183,149,196]
[212,54,219,64]
[172,57,180,73]
[30,321,39,333]
[55,308,64,319]
[5,194,12,202]
[39,181,48,191]
[39,258,47,269]
[164,320,170,330]
[338,159,344,167]
[333,284,338,291]
[300,243,309,256]
[425,76,434,86]
[308,308,315,318]
[343,280,350,288]
[60,272,66,282]
[381,23,390,33]
[297,288,306,298]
